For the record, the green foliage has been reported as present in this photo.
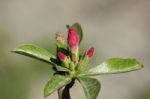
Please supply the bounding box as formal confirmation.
[12,44,55,64]
[80,58,143,76]
[78,77,101,99]
[13,23,143,99]
[44,75,71,97]
[12,44,69,71]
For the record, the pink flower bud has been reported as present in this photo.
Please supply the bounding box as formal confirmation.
[57,51,66,61]
[68,28,79,48]
[87,47,95,58]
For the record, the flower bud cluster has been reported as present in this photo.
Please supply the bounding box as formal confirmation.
[56,25,94,71]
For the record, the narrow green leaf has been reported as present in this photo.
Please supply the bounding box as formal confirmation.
[12,44,55,65]
[44,75,71,97]
[81,58,143,76]
[78,77,101,99]
[71,23,83,43]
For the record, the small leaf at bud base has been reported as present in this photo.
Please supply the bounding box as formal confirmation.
[87,47,95,58]
[69,61,75,71]
[76,53,88,71]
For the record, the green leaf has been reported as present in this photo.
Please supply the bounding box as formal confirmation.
[12,44,70,71]
[78,77,101,99]
[44,75,71,97]
[12,44,56,65]
[81,58,143,76]
[71,23,83,43]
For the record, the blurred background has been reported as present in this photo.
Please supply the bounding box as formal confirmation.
[0,0,150,99]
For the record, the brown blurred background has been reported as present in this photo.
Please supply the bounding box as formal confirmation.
[0,0,150,99]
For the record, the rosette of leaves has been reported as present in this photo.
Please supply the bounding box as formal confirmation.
[12,23,143,99]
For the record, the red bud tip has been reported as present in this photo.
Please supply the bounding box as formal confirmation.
[68,28,79,48]
[57,51,66,61]
[87,47,95,58]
